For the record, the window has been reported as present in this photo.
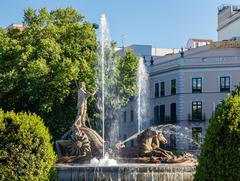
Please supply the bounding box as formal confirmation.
[170,134,176,149]
[160,105,165,124]
[155,83,159,97]
[171,79,176,95]
[130,110,134,122]
[195,42,199,48]
[123,111,127,123]
[192,78,202,93]
[131,140,134,147]
[160,82,165,96]
[220,76,230,92]
[123,134,127,140]
[154,106,160,125]
[192,101,202,120]
[192,127,202,144]
[170,103,177,121]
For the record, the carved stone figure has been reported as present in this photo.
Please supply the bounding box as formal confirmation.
[56,126,91,158]
[56,82,103,161]
[78,127,103,157]
[75,82,96,127]
[117,128,195,163]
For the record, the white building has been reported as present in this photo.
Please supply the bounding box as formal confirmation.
[186,39,213,49]
[217,4,240,41]
[120,44,240,150]
[116,44,181,61]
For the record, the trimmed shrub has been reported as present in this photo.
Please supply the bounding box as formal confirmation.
[0,109,56,180]
[194,87,240,180]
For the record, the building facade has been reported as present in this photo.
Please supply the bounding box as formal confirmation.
[119,44,240,150]
[217,4,240,41]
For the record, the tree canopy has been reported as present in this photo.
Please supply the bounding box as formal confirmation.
[0,7,98,139]
[194,86,240,180]
[116,50,139,107]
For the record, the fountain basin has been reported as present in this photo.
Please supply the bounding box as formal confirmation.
[56,163,196,181]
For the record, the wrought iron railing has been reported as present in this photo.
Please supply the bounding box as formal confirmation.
[188,113,206,122]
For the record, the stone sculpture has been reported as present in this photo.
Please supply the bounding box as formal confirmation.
[56,82,195,164]
[117,128,195,164]
[56,82,103,162]
[75,82,96,127]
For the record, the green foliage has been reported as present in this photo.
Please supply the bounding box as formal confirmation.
[194,86,240,181]
[0,109,56,180]
[116,50,138,106]
[0,7,97,139]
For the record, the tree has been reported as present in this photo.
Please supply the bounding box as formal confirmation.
[0,8,98,139]
[116,50,139,107]
[0,109,56,180]
[194,86,240,180]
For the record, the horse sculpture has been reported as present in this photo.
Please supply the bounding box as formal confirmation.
[117,129,168,157]
[117,128,195,163]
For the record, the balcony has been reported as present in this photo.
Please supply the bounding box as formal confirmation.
[188,113,206,122]
[192,88,202,93]
[220,87,230,92]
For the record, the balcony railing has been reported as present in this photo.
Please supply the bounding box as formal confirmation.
[192,88,202,93]
[188,113,206,122]
[220,87,230,92]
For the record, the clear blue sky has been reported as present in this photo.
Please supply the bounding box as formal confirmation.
[0,0,239,48]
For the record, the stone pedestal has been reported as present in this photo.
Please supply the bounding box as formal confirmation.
[56,163,196,181]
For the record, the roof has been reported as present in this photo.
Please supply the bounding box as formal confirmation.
[7,24,25,32]
[191,39,213,43]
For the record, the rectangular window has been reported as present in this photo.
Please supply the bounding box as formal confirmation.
[131,140,134,147]
[154,106,160,125]
[170,103,177,121]
[192,101,202,120]
[160,105,165,124]
[130,110,134,122]
[192,78,202,93]
[170,134,176,149]
[171,79,176,95]
[192,127,202,144]
[155,83,159,98]
[123,111,127,123]
[160,82,165,96]
[220,76,230,92]
[123,134,127,140]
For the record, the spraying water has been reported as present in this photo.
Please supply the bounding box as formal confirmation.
[137,58,150,133]
[99,14,111,157]
[98,14,120,158]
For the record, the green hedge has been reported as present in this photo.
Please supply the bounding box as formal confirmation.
[194,87,240,180]
[0,109,56,180]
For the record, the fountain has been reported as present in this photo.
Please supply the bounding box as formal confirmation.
[137,57,150,133]
[98,14,120,154]
[55,14,197,181]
